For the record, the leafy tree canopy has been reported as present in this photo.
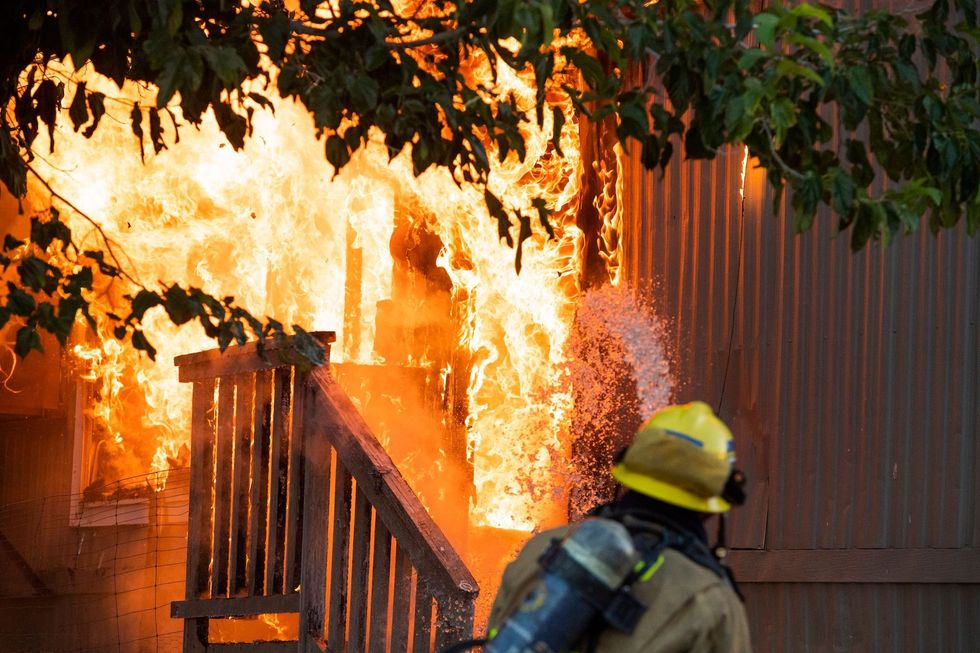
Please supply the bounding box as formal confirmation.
[0,0,977,362]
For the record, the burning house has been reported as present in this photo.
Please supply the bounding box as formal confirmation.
[1,2,979,652]
[0,46,663,651]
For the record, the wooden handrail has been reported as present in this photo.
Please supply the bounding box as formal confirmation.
[310,368,478,598]
[174,331,336,382]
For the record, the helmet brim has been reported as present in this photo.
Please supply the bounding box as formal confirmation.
[612,464,731,514]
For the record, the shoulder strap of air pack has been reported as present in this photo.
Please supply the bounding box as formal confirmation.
[595,507,743,596]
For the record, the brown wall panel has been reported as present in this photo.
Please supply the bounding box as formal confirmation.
[621,66,979,651]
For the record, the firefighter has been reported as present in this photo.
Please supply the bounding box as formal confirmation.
[485,401,752,653]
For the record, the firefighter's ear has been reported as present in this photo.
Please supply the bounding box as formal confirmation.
[612,446,628,464]
[721,469,747,506]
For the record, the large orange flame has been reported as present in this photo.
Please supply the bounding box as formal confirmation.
[28,32,587,544]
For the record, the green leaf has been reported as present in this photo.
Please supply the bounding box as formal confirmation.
[213,104,247,149]
[776,59,825,86]
[921,186,943,206]
[846,139,874,186]
[485,189,512,246]
[790,34,835,67]
[826,167,856,215]
[788,3,834,29]
[641,135,661,169]
[617,100,648,136]
[845,66,874,106]
[347,75,380,113]
[738,48,770,70]
[364,45,389,71]
[247,92,274,114]
[967,199,979,236]
[6,284,36,315]
[753,13,780,50]
[851,200,885,249]
[514,213,532,274]
[131,105,145,161]
[83,250,119,276]
[33,79,63,153]
[18,257,59,294]
[562,48,605,87]
[82,92,106,138]
[200,46,247,88]
[258,12,291,60]
[550,106,565,157]
[532,196,554,239]
[155,47,204,108]
[792,173,822,231]
[65,267,93,294]
[15,326,43,357]
[69,81,89,132]
[128,0,142,34]
[326,135,350,170]
[129,289,162,320]
[163,285,197,325]
[164,0,183,35]
[149,109,166,154]
[769,97,797,146]
[412,138,431,175]
[30,215,72,250]
[131,329,157,360]
[684,124,715,159]
[3,235,24,251]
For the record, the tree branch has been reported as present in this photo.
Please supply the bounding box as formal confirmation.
[761,123,808,183]
[288,19,465,50]
[385,27,466,49]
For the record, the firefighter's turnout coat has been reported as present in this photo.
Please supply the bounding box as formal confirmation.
[487,522,752,653]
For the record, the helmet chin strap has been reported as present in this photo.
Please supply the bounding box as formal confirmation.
[714,468,747,561]
[713,513,728,560]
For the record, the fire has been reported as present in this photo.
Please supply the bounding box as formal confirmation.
[27,28,587,540]
[597,143,625,288]
[739,145,749,201]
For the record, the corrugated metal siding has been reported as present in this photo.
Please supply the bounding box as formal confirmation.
[620,58,979,653]
[743,583,980,652]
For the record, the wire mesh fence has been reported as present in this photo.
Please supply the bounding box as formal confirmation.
[0,469,190,653]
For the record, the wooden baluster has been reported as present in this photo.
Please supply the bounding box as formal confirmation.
[211,378,235,597]
[327,465,353,651]
[413,581,433,653]
[266,366,291,594]
[369,519,393,653]
[299,373,331,653]
[435,593,472,652]
[389,545,413,653]
[285,369,306,593]
[349,486,373,650]
[229,373,254,595]
[182,378,216,653]
[247,369,272,596]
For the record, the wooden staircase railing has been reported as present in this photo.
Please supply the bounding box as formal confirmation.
[171,332,478,652]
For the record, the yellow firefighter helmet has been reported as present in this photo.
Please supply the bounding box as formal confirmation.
[612,401,737,514]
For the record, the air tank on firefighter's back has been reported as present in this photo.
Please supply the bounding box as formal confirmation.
[485,518,640,653]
